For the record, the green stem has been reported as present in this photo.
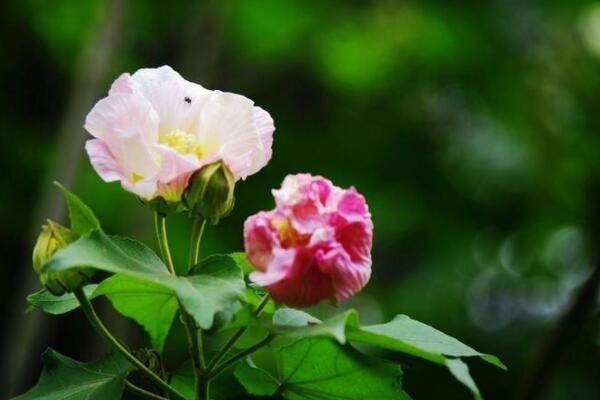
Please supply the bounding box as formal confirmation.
[208,334,274,380]
[73,288,185,400]
[206,294,271,373]
[187,217,208,399]
[154,213,206,399]
[188,217,206,269]
[188,217,207,370]
[154,212,176,275]
[198,378,209,400]
[124,380,169,400]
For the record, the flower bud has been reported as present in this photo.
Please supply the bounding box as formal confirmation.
[32,221,95,295]
[184,160,235,224]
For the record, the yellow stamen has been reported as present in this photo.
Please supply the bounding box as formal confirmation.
[131,172,144,183]
[271,218,309,247]
[160,129,204,159]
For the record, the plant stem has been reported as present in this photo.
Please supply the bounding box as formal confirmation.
[188,217,206,269]
[198,378,209,400]
[73,288,185,400]
[154,213,175,275]
[208,334,274,380]
[206,294,271,373]
[154,213,206,399]
[187,217,208,399]
[124,380,169,400]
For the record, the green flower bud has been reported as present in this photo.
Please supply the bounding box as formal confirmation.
[184,160,235,224]
[32,221,95,295]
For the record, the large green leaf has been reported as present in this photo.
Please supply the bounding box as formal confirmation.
[348,314,506,369]
[95,274,178,352]
[55,182,100,235]
[43,230,169,279]
[180,255,246,329]
[235,337,411,399]
[269,309,504,399]
[27,285,98,315]
[42,233,245,330]
[272,308,351,344]
[170,360,246,400]
[11,349,133,399]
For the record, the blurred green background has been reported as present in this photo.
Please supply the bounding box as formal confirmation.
[1,0,600,399]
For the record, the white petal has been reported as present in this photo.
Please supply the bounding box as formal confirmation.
[198,91,274,180]
[84,91,160,179]
[130,66,211,134]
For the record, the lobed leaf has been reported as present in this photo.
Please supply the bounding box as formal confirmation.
[267,308,505,399]
[42,233,245,331]
[11,349,133,399]
[95,274,178,353]
[170,360,246,400]
[235,337,411,399]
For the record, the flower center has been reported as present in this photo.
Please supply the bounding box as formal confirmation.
[160,129,204,159]
[271,218,310,247]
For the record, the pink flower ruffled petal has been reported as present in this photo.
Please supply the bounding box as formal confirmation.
[244,174,373,307]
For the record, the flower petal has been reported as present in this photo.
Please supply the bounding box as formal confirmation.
[84,91,160,179]
[85,139,123,182]
[198,91,274,180]
[151,145,202,202]
[130,66,211,134]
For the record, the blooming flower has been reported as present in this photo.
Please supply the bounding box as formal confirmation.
[244,174,373,307]
[84,66,274,202]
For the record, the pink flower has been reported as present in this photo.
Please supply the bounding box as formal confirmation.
[244,174,373,307]
[84,66,274,201]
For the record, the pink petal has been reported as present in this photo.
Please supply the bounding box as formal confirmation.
[85,139,123,182]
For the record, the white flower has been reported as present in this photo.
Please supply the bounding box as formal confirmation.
[84,66,274,201]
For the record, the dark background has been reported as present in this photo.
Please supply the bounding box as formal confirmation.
[1,0,599,399]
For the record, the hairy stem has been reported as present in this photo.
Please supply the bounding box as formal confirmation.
[124,380,169,400]
[206,294,271,373]
[74,288,185,400]
[154,213,206,399]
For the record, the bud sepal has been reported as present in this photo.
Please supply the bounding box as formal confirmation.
[183,160,235,224]
[32,220,95,295]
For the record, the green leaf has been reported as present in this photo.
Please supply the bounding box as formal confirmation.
[171,360,246,400]
[264,310,503,399]
[234,358,280,396]
[181,254,246,329]
[348,314,506,369]
[43,230,170,279]
[43,234,245,330]
[235,337,411,400]
[55,182,100,235]
[230,252,255,275]
[445,358,481,400]
[95,275,178,352]
[272,308,353,344]
[11,349,133,399]
[27,285,98,315]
